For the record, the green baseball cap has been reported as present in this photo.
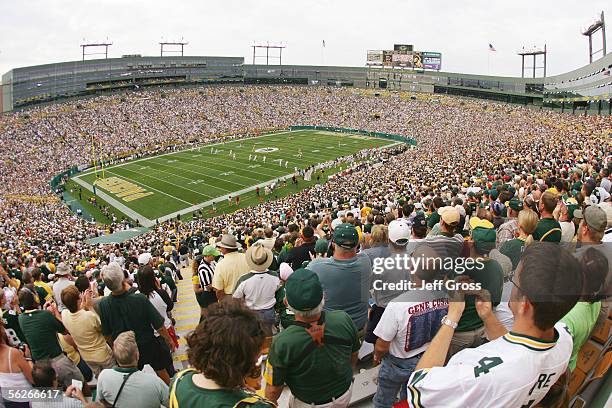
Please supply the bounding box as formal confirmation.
[472,226,496,242]
[472,226,496,254]
[285,268,323,311]
[314,238,329,254]
[333,223,359,249]
[202,245,221,257]
[508,198,523,212]
[489,189,499,200]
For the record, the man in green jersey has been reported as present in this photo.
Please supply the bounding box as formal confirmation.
[265,268,359,407]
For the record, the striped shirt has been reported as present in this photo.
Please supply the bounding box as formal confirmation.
[196,260,216,290]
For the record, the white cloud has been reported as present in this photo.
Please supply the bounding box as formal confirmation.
[0,0,610,78]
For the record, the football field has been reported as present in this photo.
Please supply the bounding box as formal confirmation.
[71,129,397,226]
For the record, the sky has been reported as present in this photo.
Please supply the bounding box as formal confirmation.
[0,0,610,78]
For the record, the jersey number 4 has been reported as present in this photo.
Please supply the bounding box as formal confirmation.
[473,357,503,378]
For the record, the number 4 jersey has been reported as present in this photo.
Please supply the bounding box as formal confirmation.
[406,322,573,408]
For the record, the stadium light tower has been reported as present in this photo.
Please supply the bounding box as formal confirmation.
[517,45,547,78]
[581,11,606,63]
[80,38,112,61]
[160,37,188,57]
[251,42,286,65]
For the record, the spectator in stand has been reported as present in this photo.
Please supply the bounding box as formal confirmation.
[532,192,562,242]
[52,262,75,312]
[372,252,449,408]
[178,240,189,269]
[96,331,169,408]
[0,321,33,408]
[233,245,280,336]
[17,287,85,390]
[31,268,53,302]
[31,362,87,408]
[136,265,179,351]
[286,226,317,270]
[98,262,176,385]
[419,206,464,277]
[170,300,273,407]
[193,245,221,318]
[307,224,371,335]
[260,227,276,250]
[265,268,359,407]
[60,285,115,377]
[496,198,521,247]
[364,220,412,344]
[447,218,503,358]
[406,243,582,408]
[560,247,608,372]
[212,234,250,300]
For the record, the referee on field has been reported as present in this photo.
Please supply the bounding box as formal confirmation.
[192,245,221,320]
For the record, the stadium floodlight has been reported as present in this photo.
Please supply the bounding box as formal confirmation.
[251,42,286,65]
[80,38,113,61]
[160,37,189,57]
[581,11,606,63]
[517,44,547,78]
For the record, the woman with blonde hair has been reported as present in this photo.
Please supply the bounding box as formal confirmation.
[499,208,538,271]
[366,224,388,249]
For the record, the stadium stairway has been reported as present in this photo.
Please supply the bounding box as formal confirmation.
[172,272,200,370]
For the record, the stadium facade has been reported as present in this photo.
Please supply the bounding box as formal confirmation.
[2,52,611,114]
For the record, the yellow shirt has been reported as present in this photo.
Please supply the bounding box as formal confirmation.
[34,281,53,301]
[58,335,80,365]
[211,252,250,294]
[360,207,372,219]
[61,309,113,364]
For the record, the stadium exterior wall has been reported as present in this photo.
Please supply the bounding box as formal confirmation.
[1,54,611,115]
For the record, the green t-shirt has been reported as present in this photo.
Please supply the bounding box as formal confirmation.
[18,310,65,360]
[457,258,504,332]
[427,210,440,229]
[171,370,273,408]
[9,268,22,282]
[560,301,602,372]
[265,310,359,404]
[98,291,165,346]
[532,217,562,242]
[499,238,526,270]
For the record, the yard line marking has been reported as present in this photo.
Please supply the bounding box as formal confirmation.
[113,166,218,201]
[124,159,244,192]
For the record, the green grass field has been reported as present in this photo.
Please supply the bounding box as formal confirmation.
[71,130,396,226]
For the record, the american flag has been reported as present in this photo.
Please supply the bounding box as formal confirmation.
[489,43,496,52]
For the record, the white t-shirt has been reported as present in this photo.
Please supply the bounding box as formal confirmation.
[136,290,171,331]
[407,322,573,408]
[232,271,280,310]
[374,290,448,359]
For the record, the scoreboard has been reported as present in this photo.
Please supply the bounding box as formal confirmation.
[366,47,441,71]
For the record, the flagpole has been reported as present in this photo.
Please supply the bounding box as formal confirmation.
[321,40,325,65]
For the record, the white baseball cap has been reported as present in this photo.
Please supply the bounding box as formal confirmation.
[388,219,411,245]
[138,252,153,265]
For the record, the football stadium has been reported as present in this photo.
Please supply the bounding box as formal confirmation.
[0,2,611,408]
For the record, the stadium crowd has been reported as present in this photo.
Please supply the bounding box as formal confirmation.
[0,85,611,407]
